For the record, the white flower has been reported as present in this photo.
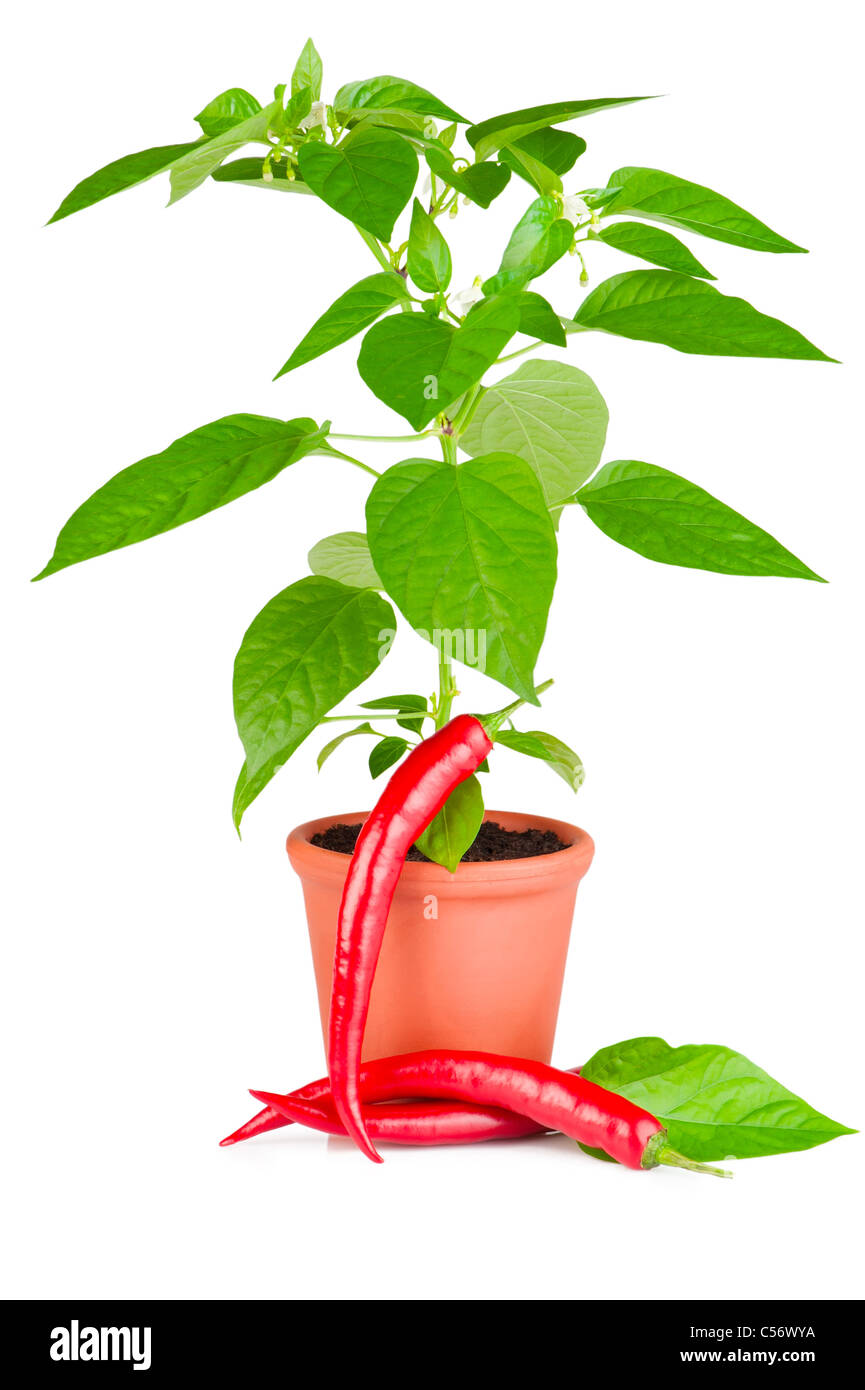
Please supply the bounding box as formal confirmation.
[449,282,483,315]
[300,101,328,133]
[562,194,591,223]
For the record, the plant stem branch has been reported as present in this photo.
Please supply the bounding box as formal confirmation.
[331,431,435,444]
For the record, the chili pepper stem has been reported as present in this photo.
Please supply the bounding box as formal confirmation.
[643,1133,732,1178]
[479,678,554,737]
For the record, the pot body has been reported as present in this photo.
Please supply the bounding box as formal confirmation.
[286,810,594,1065]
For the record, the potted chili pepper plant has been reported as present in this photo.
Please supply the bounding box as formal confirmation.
[36,41,832,1066]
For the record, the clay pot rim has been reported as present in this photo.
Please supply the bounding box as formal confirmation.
[286,808,594,885]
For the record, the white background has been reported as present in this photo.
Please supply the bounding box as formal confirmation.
[3,0,862,1302]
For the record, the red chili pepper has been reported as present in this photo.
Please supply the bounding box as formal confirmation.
[253,1051,731,1176]
[328,713,495,1162]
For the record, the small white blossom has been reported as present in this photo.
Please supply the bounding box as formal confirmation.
[300,101,328,133]
[449,282,484,315]
[562,194,591,223]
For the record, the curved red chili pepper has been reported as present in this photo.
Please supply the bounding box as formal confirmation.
[253,1051,730,1175]
[328,714,493,1162]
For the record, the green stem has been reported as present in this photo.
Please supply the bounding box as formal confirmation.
[322,447,381,478]
[480,678,554,737]
[355,226,393,272]
[321,712,433,724]
[330,431,434,444]
[435,645,458,729]
[451,383,485,437]
[655,1147,733,1180]
[494,339,544,365]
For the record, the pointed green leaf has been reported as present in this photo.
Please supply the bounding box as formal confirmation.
[308,531,382,588]
[606,167,806,253]
[483,197,573,295]
[358,295,519,430]
[463,360,608,506]
[298,128,417,241]
[275,272,409,377]
[495,730,584,791]
[414,776,484,871]
[574,270,835,360]
[581,1036,855,1161]
[317,722,376,770]
[211,159,313,194]
[425,145,510,208]
[35,416,330,579]
[575,459,823,580]
[499,144,561,196]
[595,221,715,278]
[334,75,467,123]
[47,141,204,223]
[501,127,586,188]
[467,97,653,162]
[279,87,313,134]
[407,198,452,293]
[169,102,280,203]
[194,88,261,137]
[292,38,323,101]
[360,692,428,735]
[369,735,409,778]
[232,577,395,826]
[366,453,557,701]
[514,291,567,346]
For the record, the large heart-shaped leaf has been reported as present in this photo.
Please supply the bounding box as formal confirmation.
[194,88,262,138]
[462,360,608,506]
[357,296,520,429]
[308,531,382,588]
[501,127,586,190]
[483,197,573,295]
[233,576,395,826]
[35,416,331,579]
[581,1037,854,1161]
[595,221,714,278]
[425,146,510,208]
[334,75,467,123]
[298,128,418,241]
[574,270,835,360]
[407,199,452,293]
[495,730,584,792]
[48,141,204,223]
[606,167,806,253]
[292,38,323,101]
[366,453,557,701]
[275,272,409,377]
[168,102,281,203]
[467,97,652,161]
[575,459,823,579]
[415,776,484,871]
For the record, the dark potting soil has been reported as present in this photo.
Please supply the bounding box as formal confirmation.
[311,820,570,863]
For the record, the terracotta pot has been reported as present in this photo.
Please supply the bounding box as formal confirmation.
[286,809,594,1064]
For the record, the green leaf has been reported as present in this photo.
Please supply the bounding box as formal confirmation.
[292,38,323,102]
[595,221,715,279]
[47,141,204,223]
[194,88,262,138]
[366,453,557,701]
[501,127,586,187]
[414,776,484,872]
[279,87,313,134]
[495,730,584,791]
[275,272,409,377]
[483,196,573,296]
[369,735,409,778]
[581,185,624,210]
[317,721,376,770]
[35,416,331,579]
[514,292,567,346]
[308,531,382,588]
[575,459,823,580]
[298,128,417,241]
[407,199,452,293]
[467,97,653,162]
[360,692,428,735]
[169,102,280,203]
[499,145,562,197]
[463,360,608,507]
[232,577,395,826]
[425,146,510,208]
[211,159,313,194]
[606,167,806,253]
[334,75,467,123]
[581,1036,855,1161]
[358,295,520,430]
[574,270,835,360]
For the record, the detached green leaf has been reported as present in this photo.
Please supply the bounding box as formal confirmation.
[415,776,484,871]
[595,221,715,279]
[358,295,520,430]
[582,1036,855,1161]
[496,730,584,791]
[606,167,806,253]
[334,75,467,123]
[317,722,376,770]
[298,128,417,241]
[292,38,323,101]
[233,577,395,826]
[194,88,261,137]
[169,101,280,203]
[483,196,573,295]
[275,272,409,377]
[425,146,510,208]
[574,270,835,360]
[575,459,823,580]
[515,292,567,346]
[47,141,203,223]
[366,453,557,702]
[35,416,331,579]
[501,127,586,189]
[467,97,652,161]
[407,198,452,293]
[308,531,382,589]
[369,735,409,778]
[463,360,608,506]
